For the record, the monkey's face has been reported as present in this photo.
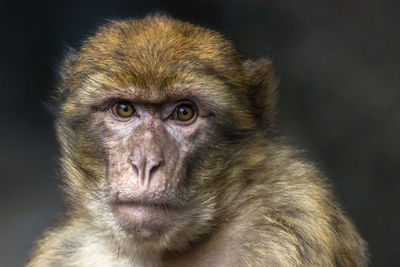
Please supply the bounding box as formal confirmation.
[95,96,214,238]
[57,17,259,249]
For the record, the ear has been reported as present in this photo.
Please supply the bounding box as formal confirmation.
[48,48,79,118]
[243,58,278,132]
[58,47,78,86]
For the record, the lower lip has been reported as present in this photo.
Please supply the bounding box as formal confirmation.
[113,203,176,228]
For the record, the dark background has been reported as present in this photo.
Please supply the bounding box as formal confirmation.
[0,0,399,266]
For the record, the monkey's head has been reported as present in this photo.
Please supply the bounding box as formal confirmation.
[55,15,277,253]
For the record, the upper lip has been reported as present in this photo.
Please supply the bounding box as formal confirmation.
[113,198,182,210]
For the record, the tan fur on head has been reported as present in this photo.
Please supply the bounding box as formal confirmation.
[27,15,367,267]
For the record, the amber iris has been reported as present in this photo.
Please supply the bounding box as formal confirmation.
[176,105,195,121]
[113,102,135,118]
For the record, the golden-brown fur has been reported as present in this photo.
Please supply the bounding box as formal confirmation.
[27,15,368,267]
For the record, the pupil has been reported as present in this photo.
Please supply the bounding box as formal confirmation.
[123,106,129,112]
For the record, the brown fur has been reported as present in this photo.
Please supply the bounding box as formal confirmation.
[27,15,368,266]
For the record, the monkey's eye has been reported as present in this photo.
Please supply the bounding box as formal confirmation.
[112,102,135,118]
[174,104,195,122]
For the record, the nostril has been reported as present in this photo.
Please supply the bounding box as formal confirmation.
[132,164,139,175]
[149,159,164,179]
[149,162,160,177]
[128,156,140,175]
[149,165,158,177]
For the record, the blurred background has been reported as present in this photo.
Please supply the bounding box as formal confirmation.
[0,0,399,266]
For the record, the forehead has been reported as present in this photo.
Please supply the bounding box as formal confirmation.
[75,16,244,98]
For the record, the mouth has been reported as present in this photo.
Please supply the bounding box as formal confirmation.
[112,199,180,236]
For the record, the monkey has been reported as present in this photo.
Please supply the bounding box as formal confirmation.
[27,15,368,267]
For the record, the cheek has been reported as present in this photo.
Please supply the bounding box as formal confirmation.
[107,145,141,196]
[103,113,137,137]
[98,114,140,192]
[164,117,210,152]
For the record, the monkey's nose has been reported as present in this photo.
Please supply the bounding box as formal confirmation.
[130,156,164,188]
